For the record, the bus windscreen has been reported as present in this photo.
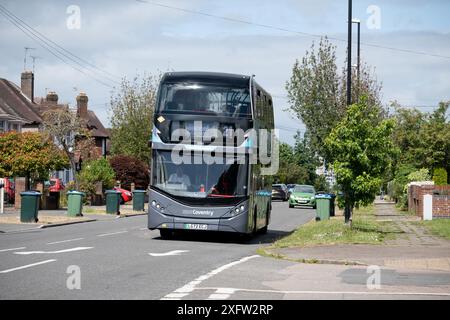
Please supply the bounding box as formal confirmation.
[157,83,251,118]
[153,150,248,199]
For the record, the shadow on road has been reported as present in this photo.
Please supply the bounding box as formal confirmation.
[153,228,293,245]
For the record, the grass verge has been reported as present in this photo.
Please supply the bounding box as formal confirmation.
[416,219,450,240]
[271,206,397,249]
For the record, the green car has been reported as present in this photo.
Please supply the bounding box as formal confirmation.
[289,185,316,209]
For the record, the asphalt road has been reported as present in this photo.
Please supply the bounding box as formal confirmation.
[2,201,449,300]
[0,201,315,300]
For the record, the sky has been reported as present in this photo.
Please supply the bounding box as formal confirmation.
[1,0,449,145]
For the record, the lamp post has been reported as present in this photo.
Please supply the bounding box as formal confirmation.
[352,19,361,102]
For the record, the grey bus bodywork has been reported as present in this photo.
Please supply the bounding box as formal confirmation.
[148,72,274,237]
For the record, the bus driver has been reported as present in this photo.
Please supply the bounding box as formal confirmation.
[168,166,191,187]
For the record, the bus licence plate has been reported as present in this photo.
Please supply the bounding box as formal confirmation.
[184,224,208,230]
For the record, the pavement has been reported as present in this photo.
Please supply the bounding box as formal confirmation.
[267,200,450,272]
[0,203,147,233]
[1,200,449,300]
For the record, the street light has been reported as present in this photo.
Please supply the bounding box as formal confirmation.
[352,18,361,102]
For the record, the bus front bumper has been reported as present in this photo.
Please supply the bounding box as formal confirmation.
[148,208,250,234]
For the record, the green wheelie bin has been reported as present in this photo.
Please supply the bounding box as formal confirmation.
[315,194,332,221]
[132,190,146,211]
[67,191,85,217]
[105,190,121,215]
[20,191,41,223]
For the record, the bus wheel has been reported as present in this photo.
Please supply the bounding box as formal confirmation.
[159,229,173,239]
[259,226,268,235]
[259,208,270,235]
[253,206,258,235]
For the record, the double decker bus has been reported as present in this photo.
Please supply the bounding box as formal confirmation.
[148,72,274,239]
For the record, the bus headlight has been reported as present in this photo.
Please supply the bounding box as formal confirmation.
[152,201,156,207]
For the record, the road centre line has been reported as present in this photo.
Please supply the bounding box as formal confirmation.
[162,255,259,300]
[97,231,128,237]
[0,259,57,274]
[47,238,84,245]
[0,247,26,252]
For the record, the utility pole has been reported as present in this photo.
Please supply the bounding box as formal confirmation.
[346,0,352,107]
[23,47,36,71]
[345,0,353,225]
[352,19,361,102]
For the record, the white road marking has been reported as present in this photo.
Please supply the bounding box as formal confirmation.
[149,250,189,257]
[47,238,84,245]
[207,288,236,300]
[0,259,56,274]
[161,255,259,300]
[97,231,128,237]
[163,293,189,299]
[0,247,26,253]
[197,287,450,297]
[14,247,93,255]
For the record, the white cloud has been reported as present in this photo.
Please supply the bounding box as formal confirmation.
[1,0,449,145]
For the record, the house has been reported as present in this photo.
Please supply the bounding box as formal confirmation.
[0,70,109,184]
[36,91,109,184]
[0,71,42,132]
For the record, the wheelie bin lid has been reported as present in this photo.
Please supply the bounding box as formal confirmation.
[67,190,85,196]
[105,190,121,194]
[20,190,42,196]
[315,194,333,199]
[132,190,147,193]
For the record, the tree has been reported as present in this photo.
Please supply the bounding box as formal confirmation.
[325,98,397,225]
[421,102,450,178]
[293,131,319,185]
[109,155,150,190]
[433,168,448,186]
[286,38,342,158]
[0,132,68,189]
[391,101,450,183]
[273,142,311,185]
[42,107,97,189]
[78,158,115,198]
[286,37,384,161]
[109,74,160,164]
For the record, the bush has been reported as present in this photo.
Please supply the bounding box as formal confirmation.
[433,168,448,186]
[78,158,115,198]
[109,155,150,190]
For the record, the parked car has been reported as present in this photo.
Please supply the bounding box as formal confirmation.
[47,178,65,192]
[113,186,133,204]
[289,185,316,209]
[272,184,289,201]
[3,178,15,204]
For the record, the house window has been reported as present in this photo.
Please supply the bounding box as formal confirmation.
[9,123,19,132]
[65,169,70,184]
[0,120,4,132]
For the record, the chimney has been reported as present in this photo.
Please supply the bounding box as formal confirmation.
[45,91,59,105]
[21,71,34,102]
[76,92,88,119]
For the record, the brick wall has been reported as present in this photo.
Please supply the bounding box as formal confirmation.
[408,185,450,219]
[14,177,26,209]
